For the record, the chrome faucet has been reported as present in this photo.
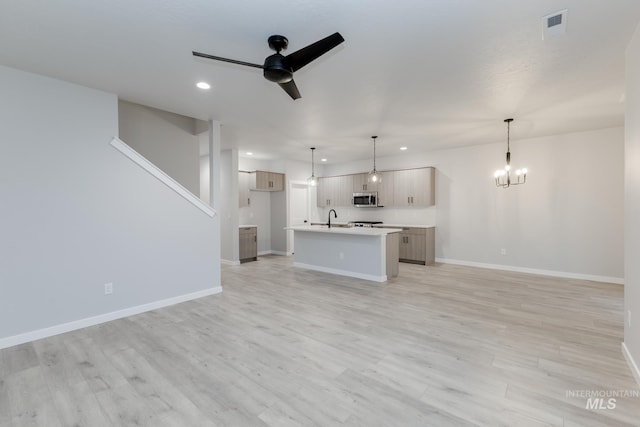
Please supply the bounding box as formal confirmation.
[328,209,337,228]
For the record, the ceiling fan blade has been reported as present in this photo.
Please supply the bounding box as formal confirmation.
[278,80,301,100]
[284,32,344,72]
[192,51,263,69]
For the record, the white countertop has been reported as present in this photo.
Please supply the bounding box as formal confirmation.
[286,225,401,236]
[373,224,435,228]
[239,225,258,228]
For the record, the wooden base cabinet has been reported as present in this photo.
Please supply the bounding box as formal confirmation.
[398,227,435,265]
[239,227,257,263]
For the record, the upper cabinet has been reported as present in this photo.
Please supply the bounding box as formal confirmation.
[377,171,394,207]
[316,167,434,208]
[353,173,376,192]
[239,171,252,207]
[239,169,285,207]
[392,167,435,207]
[318,175,352,207]
[252,170,285,192]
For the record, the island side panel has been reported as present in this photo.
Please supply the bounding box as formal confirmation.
[293,230,386,282]
[385,232,400,278]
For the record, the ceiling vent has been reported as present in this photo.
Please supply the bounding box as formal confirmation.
[542,9,568,39]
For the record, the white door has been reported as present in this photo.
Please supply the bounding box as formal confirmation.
[288,181,309,254]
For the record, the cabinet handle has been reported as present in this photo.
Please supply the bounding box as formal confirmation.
[254,235,257,242]
[410,196,414,204]
[248,198,250,205]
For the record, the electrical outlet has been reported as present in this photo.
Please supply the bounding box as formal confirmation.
[500,248,507,256]
[104,282,113,295]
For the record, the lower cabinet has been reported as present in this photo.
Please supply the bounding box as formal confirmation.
[239,226,257,263]
[398,227,435,265]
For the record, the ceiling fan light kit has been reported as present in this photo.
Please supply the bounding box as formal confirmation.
[494,118,527,188]
[193,32,344,100]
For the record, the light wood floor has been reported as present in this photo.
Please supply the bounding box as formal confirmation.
[1,256,639,426]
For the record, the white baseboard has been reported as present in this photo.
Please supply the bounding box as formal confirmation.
[622,342,640,389]
[257,250,288,256]
[220,259,240,266]
[0,286,222,350]
[435,258,624,285]
[294,262,387,283]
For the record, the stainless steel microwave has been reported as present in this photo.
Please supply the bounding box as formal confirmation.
[353,192,378,207]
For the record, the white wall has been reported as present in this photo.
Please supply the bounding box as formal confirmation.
[324,127,624,281]
[220,149,239,262]
[119,100,200,195]
[624,22,640,383]
[199,130,211,205]
[0,66,220,345]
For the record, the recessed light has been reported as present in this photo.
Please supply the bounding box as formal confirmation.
[196,82,211,90]
[321,158,327,162]
[246,152,253,156]
[400,146,408,151]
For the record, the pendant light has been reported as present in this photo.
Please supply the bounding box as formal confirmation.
[494,118,527,188]
[308,147,317,187]
[368,135,382,184]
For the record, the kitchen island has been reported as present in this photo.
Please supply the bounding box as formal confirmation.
[285,225,401,282]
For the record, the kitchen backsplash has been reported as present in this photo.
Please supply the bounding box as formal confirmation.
[314,206,436,226]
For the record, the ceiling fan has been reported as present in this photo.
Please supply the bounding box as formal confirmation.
[193,32,344,100]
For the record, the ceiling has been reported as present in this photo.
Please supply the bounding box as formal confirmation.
[1,0,639,163]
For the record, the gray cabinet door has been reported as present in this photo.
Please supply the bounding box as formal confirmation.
[239,227,257,262]
[270,172,285,191]
[399,228,427,264]
[238,172,251,207]
[393,169,413,207]
[339,175,354,206]
[317,176,340,207]
[398,227,435,265]
[254,171,270,190]
[392,168,435,207]
[411,168,435,207]
[253,171,285,191]
[376,171,394,207]
[353,173,375,192]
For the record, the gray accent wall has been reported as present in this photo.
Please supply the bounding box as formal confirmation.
[118,100,200,195]
[625,22,640,380]
[0,65,220,341]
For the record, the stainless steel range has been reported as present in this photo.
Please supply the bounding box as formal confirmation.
[349,221,383,228]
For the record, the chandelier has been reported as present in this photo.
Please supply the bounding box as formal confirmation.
[494,118,527,188]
